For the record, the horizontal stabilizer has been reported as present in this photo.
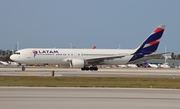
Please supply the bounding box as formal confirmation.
[144,52,171,57]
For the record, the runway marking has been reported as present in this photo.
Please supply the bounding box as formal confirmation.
[21,72,38,76]
[0,96,179,100]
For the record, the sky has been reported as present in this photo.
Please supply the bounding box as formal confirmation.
[0,0,180,54]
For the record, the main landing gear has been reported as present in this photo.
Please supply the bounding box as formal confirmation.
[81,66,98,71]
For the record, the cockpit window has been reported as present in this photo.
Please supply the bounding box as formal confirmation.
[14,52,20,55]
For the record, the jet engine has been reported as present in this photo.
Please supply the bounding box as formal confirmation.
[71,59,86,68]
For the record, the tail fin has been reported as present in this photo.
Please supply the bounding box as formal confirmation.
[92,46,96,49]
[134,24,166,54]
[129,24,166,62]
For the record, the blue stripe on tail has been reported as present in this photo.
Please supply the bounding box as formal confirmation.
[129,25,165,62]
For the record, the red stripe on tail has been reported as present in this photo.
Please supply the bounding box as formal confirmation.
[154,28,164,33]
[148,40,159,45]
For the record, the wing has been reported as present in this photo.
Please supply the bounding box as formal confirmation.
[63,54,129,64]
[85,55,127,63]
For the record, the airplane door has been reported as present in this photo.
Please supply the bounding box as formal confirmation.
[27,51,33,58]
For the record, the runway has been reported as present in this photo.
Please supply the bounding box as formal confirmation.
[0,87,180,109]
[0,67,180,78]
[1,68,180,109]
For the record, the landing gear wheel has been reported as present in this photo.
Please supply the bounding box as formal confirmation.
[81,66,98,71]
[22,66,25,71]
[81,67,85,71]
[93,67,98,71]
[85,67,89,71]
[90,67,94,71]
[81,67,90,71]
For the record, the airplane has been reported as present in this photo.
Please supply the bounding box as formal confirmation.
[0,61,9,66]
[159,62,170,68]
[10,24,169,71]
[126,64,138,68]
[118,64,138,68]
[117,64,127,68]
[142,61,158,68]
[9,61,19,66]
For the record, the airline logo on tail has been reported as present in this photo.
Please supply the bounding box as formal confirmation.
[129,25,166,62]
[141,25,165,52]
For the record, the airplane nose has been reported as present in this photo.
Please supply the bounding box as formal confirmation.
[10,55,15,61]
[10,55,13,60]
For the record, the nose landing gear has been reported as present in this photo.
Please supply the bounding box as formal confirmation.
[22,65,25,71]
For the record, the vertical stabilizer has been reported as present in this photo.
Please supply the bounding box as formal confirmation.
[130,24,166,62]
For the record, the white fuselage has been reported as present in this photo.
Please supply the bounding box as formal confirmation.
[10,48,136,66]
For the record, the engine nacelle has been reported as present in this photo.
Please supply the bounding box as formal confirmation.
[71,59,85,68]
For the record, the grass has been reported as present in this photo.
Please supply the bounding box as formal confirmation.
[0,76,180,89]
